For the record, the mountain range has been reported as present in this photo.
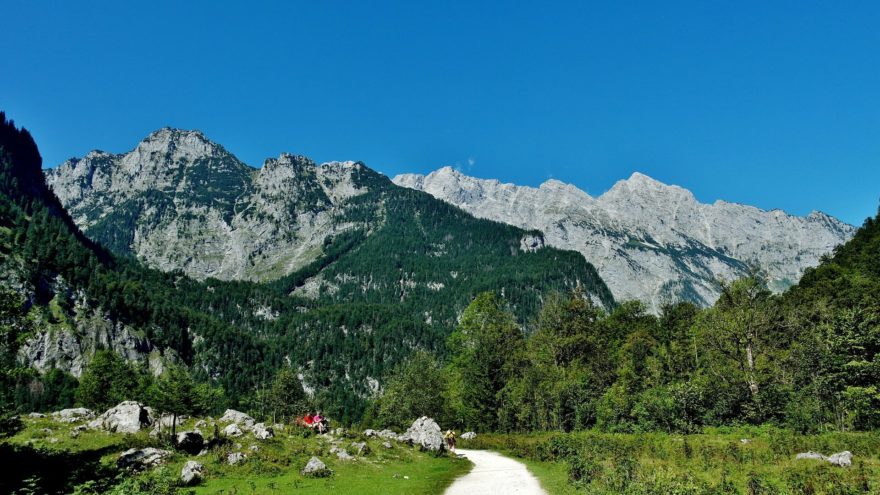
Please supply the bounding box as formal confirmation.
[394,167,855,311]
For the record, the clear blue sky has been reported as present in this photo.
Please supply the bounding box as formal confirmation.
[2,1,878,225]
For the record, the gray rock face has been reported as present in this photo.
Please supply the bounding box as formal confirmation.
[117,447,171,470]
[181,460,204,485]
[45,129,370,283]
[302,456,331,477]
[461,431,476,440]
[176,430,205,455]
[88,401,152,433]
[400,416,444,451]
[252,423,274,440]
[394,167,856,312]
[219,409,255,430]
[52,408,95,423]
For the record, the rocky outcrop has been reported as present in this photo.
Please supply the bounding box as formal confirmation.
[88,401,152,433]
[176,431,205,455]
[223,423,243,438]
[52,408,95,423]
[302,456,331,477]
[117,448,171,470]
[400,416,444,451]
[394,167,855,311]
[181,460,204,485]
[219,409,255,430]
[252,423,274,440]
[45,130,370,283]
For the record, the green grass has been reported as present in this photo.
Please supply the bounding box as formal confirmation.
[2,416,471,495]
[462,428,880,494]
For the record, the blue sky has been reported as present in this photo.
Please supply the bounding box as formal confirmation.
[2,1,878,225]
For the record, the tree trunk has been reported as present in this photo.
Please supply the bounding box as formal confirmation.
[745,344,758,396]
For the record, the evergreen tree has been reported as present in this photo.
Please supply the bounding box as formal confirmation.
[269,367,308,424]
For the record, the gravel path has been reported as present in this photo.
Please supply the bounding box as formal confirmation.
[445,449,548,495]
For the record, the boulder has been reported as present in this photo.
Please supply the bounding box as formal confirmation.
[382,441,393,449]
[795,451,853,467]
[52,408,95,423]
[377,429,399,440]
[176,430,205,455]
[335,449,354,460]
[28,412,46,418]
[252,423,274,440]
[224,423,243,438]
[89,401,152,434]
[461,431,477,440]
[117,448,172,471]
[363,429,378,437]
[180,460,204,485]
[227,452,246,465]
[302,456,331,477]
[828,451,853,467]
[219,409,255,430]
[400,416,444,451]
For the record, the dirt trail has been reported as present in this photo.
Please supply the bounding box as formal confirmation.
[445,448,548,495]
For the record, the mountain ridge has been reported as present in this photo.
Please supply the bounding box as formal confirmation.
[394,166,855,310]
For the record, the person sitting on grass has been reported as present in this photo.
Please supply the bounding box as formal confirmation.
[313,411,327,434]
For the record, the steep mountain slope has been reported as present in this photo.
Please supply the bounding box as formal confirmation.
[394,167,855,311]
[46,129,369,281]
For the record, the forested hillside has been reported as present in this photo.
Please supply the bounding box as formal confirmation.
[372,206,880,433]
[0,113,612,423]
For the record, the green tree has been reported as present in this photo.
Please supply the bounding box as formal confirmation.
[148,364,206,439]
[269,367,308,424]
[374,351,448,430]
[447,292,525,431]
[76,350,145,411]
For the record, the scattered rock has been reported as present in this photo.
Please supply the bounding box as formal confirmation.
[302,456,331,477]
[219,409,255,430]
[828,451,853,467]
[194,420,207,429]
[461,431,477,440]
[400,416,444,451]
[224,423,243,438]
[739,438,750,444]
[70,430,80,438]
[249,445,260,452]
[72,424,88,432]
[227,452,246,465]
[332,427,346,436]
[377,429,399,440]
[335,449,354,461]
[40,428,53,435]
[28,413,46,418]
[180,460,204,485]
[48,437,58,443]
[795,451,853,467]
[382,441,393,449]
[52,408,95,423]
[88,401,152,433]
[350,442,370,456]
[253,423,274,440]
[117,448,171,471]
[363,429,378,437]
[176,430,205,455]
[273,423,285,431]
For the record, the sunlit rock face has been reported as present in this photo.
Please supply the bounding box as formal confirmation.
[394,167,855,311]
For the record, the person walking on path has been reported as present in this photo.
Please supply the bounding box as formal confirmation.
[444,429,457,453]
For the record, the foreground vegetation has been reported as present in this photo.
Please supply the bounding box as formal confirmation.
[0,415,470,494]
[463,429,880,494]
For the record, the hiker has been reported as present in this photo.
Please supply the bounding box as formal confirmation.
[444,429,456,452]
[313,411,327,433]
[302,412,314,428]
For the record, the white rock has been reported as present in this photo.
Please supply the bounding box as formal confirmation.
[52,408,95,423]
[181,460,204,485]
[301,456,331,476]
[399,416,444,451]
[89,401,152,434]
[227,452,246,465]
[461,431,476,440]
[219,409,255,430]
[224,423,243,438]
[117,448,171,470]
[252,423,274,440]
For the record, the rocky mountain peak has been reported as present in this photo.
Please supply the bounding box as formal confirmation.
[394,167,856,311]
